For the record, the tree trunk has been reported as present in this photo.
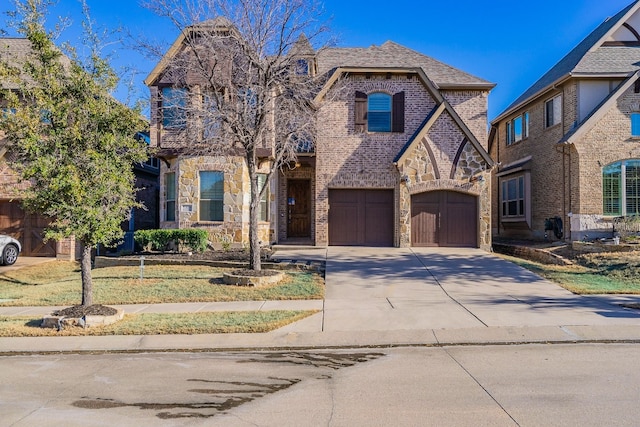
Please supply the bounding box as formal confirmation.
[247,152,261,271]
[80,243,93,306]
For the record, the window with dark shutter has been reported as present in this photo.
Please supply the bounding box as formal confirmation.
[355,91,367,133]
[392,91,405,133]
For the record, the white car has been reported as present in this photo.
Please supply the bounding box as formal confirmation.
[0,235,21,266]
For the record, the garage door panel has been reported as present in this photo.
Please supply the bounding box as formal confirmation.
[329,189,393,246]
[0,201,56,257]
[412,191,477,248]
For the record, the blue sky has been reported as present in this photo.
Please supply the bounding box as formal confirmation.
[0,0,636,121]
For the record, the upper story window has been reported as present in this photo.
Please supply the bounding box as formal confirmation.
[199,171,224,221]
[545,94,562,128]
[162,87,187,129]
[631,113,640,137]
[295,59,309,76]
[506,112,529,145]
[603,159,640,216]
[354,90,405,133]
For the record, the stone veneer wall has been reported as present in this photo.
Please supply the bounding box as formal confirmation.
[160,155,274,246]
[397,137,491,250]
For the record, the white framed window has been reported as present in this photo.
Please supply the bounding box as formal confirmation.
[199,171,224,221]
[165,172,176,222]
[501,175,526,218]
[545,95,562,128]
[506,112,529,145]
[603,159,640,216]
[631,113,640,137]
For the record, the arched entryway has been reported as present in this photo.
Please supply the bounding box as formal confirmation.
[411,190,477,247]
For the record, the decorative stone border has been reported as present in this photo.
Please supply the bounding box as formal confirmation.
[222,270,284,287]
[41,308,125,329]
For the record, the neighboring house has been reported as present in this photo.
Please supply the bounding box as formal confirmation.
[489,0,640,242]
[147,20,495,250]
[0,38,158,257]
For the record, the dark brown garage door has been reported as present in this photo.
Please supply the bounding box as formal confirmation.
[411,191,477,247]
[329,189,394,246]
[0,201,56,257]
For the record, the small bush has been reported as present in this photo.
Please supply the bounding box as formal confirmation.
[134,229,208,253]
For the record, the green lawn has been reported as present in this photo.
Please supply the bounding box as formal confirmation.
[500,251,640,294]
[0,261,324,306]
[0,310,318,337]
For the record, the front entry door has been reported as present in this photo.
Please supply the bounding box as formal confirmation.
[287,179,311,237]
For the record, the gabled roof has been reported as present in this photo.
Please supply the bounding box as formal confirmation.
[560,71,640,144]
[494,0,640,123]
[144,17,235,86]
[393,99,494,167]
[316,41,494,89]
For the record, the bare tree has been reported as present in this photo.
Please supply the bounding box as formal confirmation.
[143,0,330,270]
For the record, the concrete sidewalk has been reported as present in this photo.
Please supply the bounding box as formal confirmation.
[2,246,640,354]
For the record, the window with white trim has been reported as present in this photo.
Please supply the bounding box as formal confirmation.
[631,113,640,137]
[199,171,224,221]
[603,159,640,216]
[501,175,525,218]
[545,95,562,128]
[506,112,529,145]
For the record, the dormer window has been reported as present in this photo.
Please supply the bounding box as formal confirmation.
[295,59,309,76]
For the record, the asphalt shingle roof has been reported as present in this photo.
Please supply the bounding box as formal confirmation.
[316,41,493,87]
[500,0,640,116]
[0,38,34,89]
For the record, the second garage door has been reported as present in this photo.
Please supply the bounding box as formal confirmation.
[0,200,56,257]
[328,189,394,246]
[411,191,477,247]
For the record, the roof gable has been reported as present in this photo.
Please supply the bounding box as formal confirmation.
[495,0,640,122]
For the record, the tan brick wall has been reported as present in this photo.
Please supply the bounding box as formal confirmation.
[491,87,572,240]
[442,90,490,149]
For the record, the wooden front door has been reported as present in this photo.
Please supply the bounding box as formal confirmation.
[287,179,311,237]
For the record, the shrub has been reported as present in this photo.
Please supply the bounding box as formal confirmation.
[134,229,208,253]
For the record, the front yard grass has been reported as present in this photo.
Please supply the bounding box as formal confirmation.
[0,261,324,306]
[501,251,640,294]
[0,310,318,337]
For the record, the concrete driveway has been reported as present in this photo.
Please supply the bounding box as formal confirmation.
[273,246,640,333]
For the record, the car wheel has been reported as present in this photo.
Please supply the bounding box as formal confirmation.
[2,244,19,266]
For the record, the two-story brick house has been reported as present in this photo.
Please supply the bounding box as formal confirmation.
[147,21,495,249]
[490,0,640,242]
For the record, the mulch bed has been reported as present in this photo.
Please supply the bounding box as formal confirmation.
[52,304,118,317]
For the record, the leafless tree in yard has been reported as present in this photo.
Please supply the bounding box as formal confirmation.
[142,0,331,270]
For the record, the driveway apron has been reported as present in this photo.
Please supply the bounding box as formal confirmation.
[318,247,640,332]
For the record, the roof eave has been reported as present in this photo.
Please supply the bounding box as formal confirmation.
[491,73,571,125]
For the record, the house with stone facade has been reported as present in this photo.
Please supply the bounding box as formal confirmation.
[489,0,640,242]
[147,23,495,250]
